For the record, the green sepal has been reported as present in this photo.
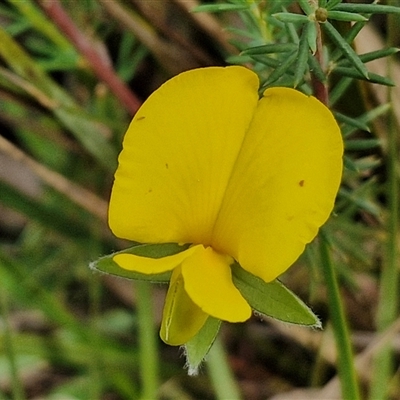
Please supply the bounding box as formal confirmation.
[232,263,321,327]
[184,317,221,376]
[90,243,190,282]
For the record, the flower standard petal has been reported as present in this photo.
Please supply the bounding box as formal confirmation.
[160,266,209,346]
[181,246,252,322]
[109,66,259,246]
[212,87,343,282]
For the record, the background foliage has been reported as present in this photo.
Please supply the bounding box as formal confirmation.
[0,0,400,399]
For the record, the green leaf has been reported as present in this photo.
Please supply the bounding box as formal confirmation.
[323,21,368,78]
[339,47,400,65]
[298,0,314,15]
[90,243,190,282]
[294,23,311,87]
[333,66,395,86]
[231,263,321,327]
[241,43,297,55]
[327,10,369,22]
[272,12,309,24]
[334,112,370,132]
[343,155,359,172]
[341,103,390,137]
[262,50,298,87]
[184,317,221,376]
[326,0,343,10]
[307,52,327,83]
[191,4,249,13]
[339,187,381,216]
[250,54,280,68]
[307,20,318,54]
[319,0,328,8]
[345,139,381,151]
[331,3,400,15]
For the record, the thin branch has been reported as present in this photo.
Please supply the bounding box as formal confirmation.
[312,22,329,105]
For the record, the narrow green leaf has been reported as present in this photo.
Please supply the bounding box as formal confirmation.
[327,10,369,22]
[333,66,395,86]
[298,0,314,15]
[272,12,309,24]
[339,187,381,216]
[307,52,327,83]
[341,103,390,137]
[343,155,359,172]
[338,47,400,65]
[225,54,254,65]
[184,317,221,376]
[241,43,297,55]
[319,0,328,8]
[191,4,249,13]
[329,76,353,106]
[294,23,311,87]
[307,21,318,54]
[231,263,321,327]
[334,112,370,132]
[250,54,280,68]
[345,139,381,151]
[332,4,400,14]
[326,0,343,10]
[90,243,190,282]
[262,50,298,87]
[323,21,369,78]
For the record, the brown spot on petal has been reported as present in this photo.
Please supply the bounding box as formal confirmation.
[299,180,305,187]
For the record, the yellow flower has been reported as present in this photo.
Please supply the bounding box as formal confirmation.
[109,66,343,346]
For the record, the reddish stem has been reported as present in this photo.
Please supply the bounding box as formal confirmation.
[312,22,329,106]
[37,0,142,115]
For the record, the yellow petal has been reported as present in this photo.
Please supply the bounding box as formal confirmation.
[109,66,259,245]
[160,267,208,345]
[181,246,252,322]
[212,87,343,282]
[113,246,200,274]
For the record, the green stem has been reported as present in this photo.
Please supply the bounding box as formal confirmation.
[319,234,360,400]
[369,7,399,399]
[207,336,242,400]
[135,281,160,399]
[0,289,26,400]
